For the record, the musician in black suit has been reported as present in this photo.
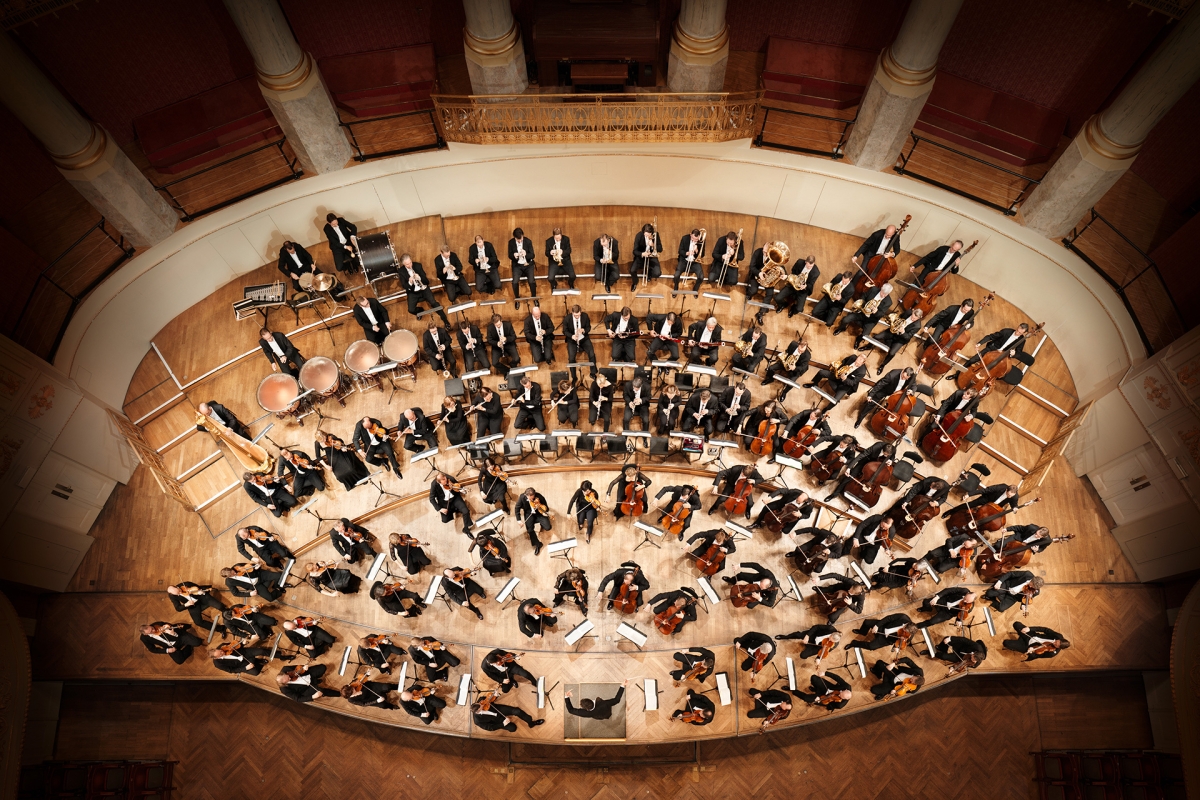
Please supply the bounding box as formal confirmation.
[671,690,715,724]
[196,401,251,440]
[999,524,1057,554]
[850,515,895,565]
[763,339,812,400]
[658,484,702,538]
[357,634,406,673]
[851,224,902,276]
[845,613,914,651]
[708,231,744,287]
[605,465,652,518]
[472,699,544,731]
[523,306,556,365]
[853,366,916,428]
[562,304,596,373]
[646,588,699,633]
[793,672,852,710]
[1002,622,1071,661]
[708,463,763,514]
[323,213,358,273]
[371,580,426,617]
[408,636,460,682]
[277,447,325,497]
[597,561,650,610]
[670,647,715,682]
[934,636,988,669]
[513,376,546,432]
[420,320,456,378]
[804,353,867,407]
[486,313,520,367]
[482,648,537,692]
[472,386,504,436]
[429,473,474,534]
[942,483,1020,519]
[515,487,552,554]
[211,642,274,676]
[723,564,778,609]
[277,663,339,701]
[811,273,853,325]
[398,254,449,326]
[747,688,792,721]
[686,317,722,365]
[222,604,276,641]
[434,245,472,303]
[389,532,432,575]
[400,688,446,722]
[593,234,620,291]
[862,307,925,375]
[242,472,298,517]
[775,624,841,660]
[442,567,487,620]
[277,241,315,291]
[397,407,438,453]
[508,228,537,306]
[166,582,227,630]
[984,572,1043,613]
[682,388,716,437]
[674,229,706,290]
[235,525,293,568]
[869,656,923,700]
[922,298,976,342]
[744,241,774,303]
[932,387,982,427]
[751,488,813,535]
[565,681,626,719]
[221,560,286,602]
[716,381,753,434]
[917,587,976,628]
[964,323,1032,366]
[545,228,575,289]
[352,416,401,474]
[631,223,662,289]
[517,599,557,638]
[282,616,335,657]
[140,622,203,664]
[353,296,392,344]
[456,319,490,373]
[734,632,775,672]
[730,326,768,374]
[921,533,976,575]
[342,675,398,709]
[645,312,683,361]
[623,375,651,429]
[911,239,964,281]
[330,518,377,564]
[258,328,306,377]
[468,235,502,294]
[773,255,819,317]
[606,307,639,363]
[655,384,683,434]
[834,282,894,344]
[815,573,865,623]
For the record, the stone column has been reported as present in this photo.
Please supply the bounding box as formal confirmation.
[222,0,352,175]
[0,34,177,247]
[667,0,729,92]
[843,0,965,171]
[462,0,528,95]
[1022,3,1200,238]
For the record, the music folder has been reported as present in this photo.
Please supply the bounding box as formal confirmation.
[447,301,478,314]
[338,645,352,676]
[397,661,408,688]
[564,618,595,646]
[696,576,720,604]
[715,672,732,706]
[366,552,387,582]
[547,538,578,555]
[615,622,647,647]
[537,676,546,709]
[725,521,753,540]
[984,605,997,636]
[423,575,442,605]
[633,521,664,538]
[456,673,472,705]
[411,447,439,463]
[643,678,658,711]
[853,647,866,679]
[786,657,797,691]
[920,626,935,655]
[496,577,520,603]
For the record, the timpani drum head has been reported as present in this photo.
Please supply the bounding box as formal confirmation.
[299,356,340,394]
[257,373,300,413]
[358,232,397,276]
[382,330,419,366]
[345,339,381,374]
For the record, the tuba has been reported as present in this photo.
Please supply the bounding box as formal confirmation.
[757,241,791,288]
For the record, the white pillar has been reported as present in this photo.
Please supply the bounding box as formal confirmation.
[222,0,352,175]
[1022,3,1200,238]
[667,0,730,93]
[462,0,528,95]
[843,0,965,171]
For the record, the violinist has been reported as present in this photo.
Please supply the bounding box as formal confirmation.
[606,466,652,520]
[330,518,377,564]
[916,587,976,629]
[482,648,536,692]
[564,304,597,372]
[553,567,590,616]
[715,382,753,435]
[514,375,546,432]
[871,557,924,593]
[370,579,426,618]
[553,379,580,427]
[984,572,1043,613]
[741,399,787,454]
[399,407,438,453]
[669,647,715,683]
[276,447,326,498]
[751,489,814,535]
[347,416,396,468]
[911,239,964,281]
[920,533,977,576]
[598,561,649,611]
[934,636,988,672]
[471,532,512,576]
[787,527,839,576]
[305,560,361,596]
[965,322,1033,365]
[845,614,915,652]
[400,686,447,723]
[655,484,701,539]
[565,681,627,720]
[671,690,715,725]
[281,616,335,657]
[682,388,716,436]
[408,636,461,682]
[567,480,603,543]
[436,244,471,302]
[166,582,227,630]
[515,487,552,555]
[833,281,894,345]
[763,337,812,400]
[1002,622,1071,661]
[687,528,735,575]
[723,563,778,609]
[773,254,819,317]
[869,657,924,701]
[221,603,276,642]
[140,622,203,664]
[478,455,511,514]
[471,694,545,731]
[439,395,471,446]
[221,558,285,601]
[775,625,841,662]
[423,320,458,379]
[803,353,867,408]
[860,307,925,376]
[523,305,556,365]
[645,311,684,361]
[588,373,614,432]
[357,634,406,673]
[442,566,486,621]
[457,319,490,373]
[747,689,791,729]
[622,375,650,429]
[730,325,768,373]
[824,440,895,503]
[606,306,640,363]
[388,532,432,575]
[341,671,399,709]
[686,316,723,366]
[646,588,699,634]
[242,472,298,518]
[655,384,682,434]
[430,472,474,534]
[811,272,854,325]
[517,599,557,639]
[852,366,915,429]
[277,662,339,702]
[316,432,369,492]
[210,641,273,676]
[851,515,895,565]
[233,526,293,569]
[793,672,852,711]
[813,574,865,623]
[708,464,763,515]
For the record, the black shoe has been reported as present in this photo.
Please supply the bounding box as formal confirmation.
[876,367,884,376]
[474,609,484,620]
[721,576,735,584]
[514,301,521,310]
[802,383,814,389]
[832,328,843,336]
[853,420,861,428]
[533,545,542,556]
[532,719,545,727]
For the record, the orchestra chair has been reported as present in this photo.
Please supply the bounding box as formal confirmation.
[1002,351,1036,390]
[891,451,922,490]
[86,763,130,798]
[607,435,631,462]
[539,435,560,462]
[952,463,989,498]
[550,369,570,389]
[674,371,696,395]
[647,436,672,463]
[465,442,491,469]
[502,440,524,462]
[444,377,465,399]
[599,366,619,388]
[45,762,88,798]
[576,434,598,462]
[130,761,175,798]
[708,374,729,394]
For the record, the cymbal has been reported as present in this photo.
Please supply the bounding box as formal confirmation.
[312,272,335,292]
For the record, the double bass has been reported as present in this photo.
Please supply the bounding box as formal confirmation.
[867,390,915,442]
[886,494,940,539]
[945,497,1041,537]
[901,239,978,316]
[852,214,911,298]
[955,348,1010,394]
[919,293,994,376]
[723,476,755,516]
[844,459,894,509]
[975,532,1072,581]
[919,409,975,463]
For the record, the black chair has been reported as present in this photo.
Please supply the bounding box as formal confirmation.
[674,371,695,395]
[648,436,671,462]
[709,374,729,393]
[576,434,597,462]
[539,436,559,461]
[892,451,922,488]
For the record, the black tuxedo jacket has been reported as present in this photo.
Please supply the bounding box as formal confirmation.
[710,237,745,266]
[259,332,301,369]
[353,299,390,330]
[434,252,466,283]
[567,687,624,719]
[632,231,660,261]
[468,242,500,272]
[925,305,975,335]
[277,243,314,277]
[523,314,556,344]
[507,237,534,266]
[854,228,902,261]
[687,321,722,345]
[400,262,433,292]
[352,418,390,453]
[645,313,683,340]
[592,237,620,267]
[677,233,704,263]
[913,244,961,277]
[323,219,357,249]
[978,328,1027,355]
[564,312,592,340]
[487,320,518,347]
[545,235,572,266]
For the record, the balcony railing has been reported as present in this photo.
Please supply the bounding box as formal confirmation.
[152,139,303,222]
[340,108,445,160]
[431,91,761,145]
[895,133,1041,215]
[753,106,855,159]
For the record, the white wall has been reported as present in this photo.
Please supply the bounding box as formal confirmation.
[56,139,1146,409]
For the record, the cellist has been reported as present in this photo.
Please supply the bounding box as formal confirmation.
[750,488,813,534]
[606,465,652,520]
[722,562,778,608]
[824,440,895,503]
[654,484,702,540]
[920,533,978,576]
[741,399,788,456]
[941,483,1021,525]
[707,463,764,515]
[646,587,699,634]
[598,561,649,611]
[774,407,830,464]
[686,528,735,576]
[852,366,916,428]
[850,515,895,565]
[670,690,715,725]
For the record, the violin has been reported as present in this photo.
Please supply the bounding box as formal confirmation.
[621,478,647,517]
[493,651,522,666]
[919,409,975,463]
[530,496,549,514]
[481,539,504,559]
[781,422,821,458]
[975,530,1069,581]
[807,445,850,484]
[476,684,503,712]
[761,703,790,730]
[661,499,692,536]
[816,637,836,662]
[395,533,429,548]
[749,416,778,456]
[852,214,910,298]
[729,583,762,608]
[1030,641,1058,656]
[816,692,841,707]
[844,459,894,509]
[695,540,726,577]
[527,604,555,617]
[582,489,601,511]
[919,293,993,375]
[367,421,399,441]
[891,677,920,699]
[363,633,392,649]
[868,390,916,442]
[487,463,509,481]
[421,638,446,651]
[410,685,433,700]
[612,581,640,614]
[449,566,480,583]
[955,599,974,626]
[723,475,754,516]
[901,239,978,316]
[750,647,769,678]
[654,605,687,635]
[230,563,257,577]
[887,495,940,539]
[946,497,1042,538]
[892,627,913,654]
[677,709,707,724]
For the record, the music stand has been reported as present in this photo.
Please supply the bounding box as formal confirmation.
[304,496,340,536]
[632,521,664,551]
[361,471,401,508]
[411,446,441,481]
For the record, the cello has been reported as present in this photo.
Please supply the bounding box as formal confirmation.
[975,531,1072,580]
[660,499,692,537]
[781,420,821,458]
[729,582,763,608]
[901,239,978,315]
[611,568,642,614]
[808,440,853,484]
[621,475,647,517]
[852,214,911,299]
[695,533,729,576]
[867,390,916,442]
[723,476,755,515]
[654,601,690,635]
[844,459,894,510]
[919,293,993,376]
[919,409,975,463]
[886,494,940,539]
[749,414,778,456]
[946,496,1041,536]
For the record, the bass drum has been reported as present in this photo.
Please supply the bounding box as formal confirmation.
[358,232,398,279]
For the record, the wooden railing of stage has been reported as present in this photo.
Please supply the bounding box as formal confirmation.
[1019,400,1093,494]
[431,91,762,145]
[107,409,195,512]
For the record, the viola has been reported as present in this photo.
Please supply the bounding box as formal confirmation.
[781,423,820,458]
[901,239,978,316]
[621,479,647,517]
[1030,642,1058,656]
[723,476,754,516]
[919,292,994,375]
[955,348,1010,393]
[975,530,1069,581]
[661,499,691,536]
[892,627,913,654]
[955,599,974,625]
[892,678,919,698]
[476,685,503,712]
[946,497,1042,537]
[919,409,975,463]
[749,417,777,456]
[729,583,762,608]
[493,651,520,666]
[677,709,707,724]
[654,605,686,635]
[844,459,894,509]
[695,540,726,576]
[612,582,640,614]
[868,391,916,443]
[750,648,769,677]
[815,637,836,662]
[582,489,601,511]
[807,446,849,484]
[814,589,851,618]
[852,214,911,298]
[761,704,790,730]
[886,495,939,539]
[817,692,841,707]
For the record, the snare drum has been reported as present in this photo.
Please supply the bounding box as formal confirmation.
[358,232,397,279]
[382,330,419,378]
[299,356,342,396]
[298,272,315,291]
[257,373,300,413]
